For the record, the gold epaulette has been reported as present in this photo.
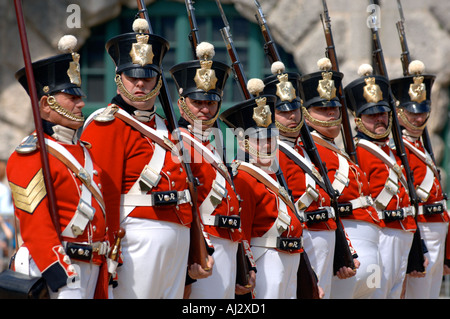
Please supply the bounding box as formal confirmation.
[230,160,241,177]
[94,104,119,122]
[15,133,38,154]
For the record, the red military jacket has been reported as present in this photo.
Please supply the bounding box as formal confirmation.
[309,133,380,225]
[233,161,303,254]
[81,103,193,241]
[178,124,241,243]
[403,136,449,224]
[7,133,108,294]
[356,137,416,231]
[278,137,336,231]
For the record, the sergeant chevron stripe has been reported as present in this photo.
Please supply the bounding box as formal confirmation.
[9,168,47,214]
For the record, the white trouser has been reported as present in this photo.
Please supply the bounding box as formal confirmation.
[405,221,449,299]
[251,247,301,299]
[372,226,414,299]
[16,247,100,299]
[330,220,382,299]
[189,236,238,299]
[114,217,190,299]
[302,229,335,299]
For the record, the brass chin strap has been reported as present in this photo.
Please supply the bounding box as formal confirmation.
[47,95,84,122]
[355,113,393,140]
[178,96,220,127]
[115,74,162,102]
[243,139,276,160]
[302,106,342,127]
[275,117,304,134]
[397,108,428,132]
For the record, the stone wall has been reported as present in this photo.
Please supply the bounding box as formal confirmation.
[1,0,449,164]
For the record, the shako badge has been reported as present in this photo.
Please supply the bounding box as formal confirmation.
[317,71,336,101]
[252,96,272,128]
[363,77,383,103]
[276,73,296,102]
[194,42,218,92]
[408,75,426,103]
[129,33,154,67]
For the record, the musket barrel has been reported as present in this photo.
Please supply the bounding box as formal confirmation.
[14,0,61,237]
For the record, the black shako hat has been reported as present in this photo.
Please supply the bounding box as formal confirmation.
[344,64,391,117]
[16,53,85,98]
[170,60,231,102]
[105,18,169,79]
[220,94,278,139]
[263,71,302,112]
[390,74,435,114]
[298,71,343,108]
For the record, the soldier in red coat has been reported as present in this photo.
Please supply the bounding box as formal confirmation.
[391,60,449,298]
[7,36,110,298]
[81,19,210,299]
[263,61,355,298]
[299,58,382,299]
[345,63,417,298]
[170,42,255,298]
[221,78,303,299]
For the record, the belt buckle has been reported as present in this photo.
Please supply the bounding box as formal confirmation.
[66,242,92,261]
[383,208,404,221]
[305,209,329,224]
[276,237,302,251]
[384,178,399,195]
[334,170,349,187]
[212,180,227,198]
[140,165,162,190]
[337,202,352,216]
[423,203,444,215]
[214,215,241,229]
[305,185,320,202]
[153,190,178,206]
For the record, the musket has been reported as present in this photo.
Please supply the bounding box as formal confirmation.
[368,1,425,273]
[320,0,358,165]
[136,0,209,270]
[395,0,438,174]
[215,0,251,100]
[13,0,61,238]
[254,0,355,277]
[184,0,251,288]
[185,0,200,59]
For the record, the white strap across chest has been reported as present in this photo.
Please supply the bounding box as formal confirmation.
[238,162,291,248]
[180,132,228,226]
[119,112,169,221]
[45,139,103,239]
[278,140,319,211]
[403,139,436,202]
[357,139,405,210]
